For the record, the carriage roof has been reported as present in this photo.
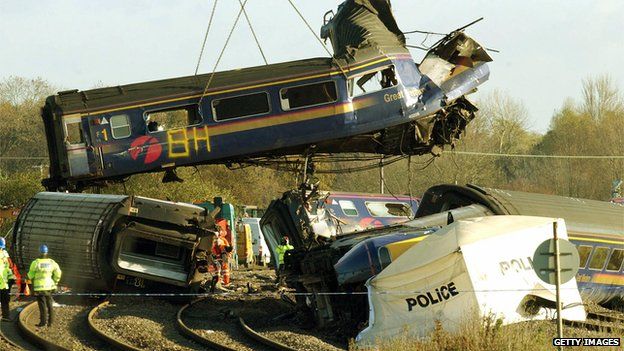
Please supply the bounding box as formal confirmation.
[49,56,339,115]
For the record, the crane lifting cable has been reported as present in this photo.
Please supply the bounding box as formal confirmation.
[197,0,249,117]
[194,0,219,75]
[286,0,348,77]
[238,0,269,65]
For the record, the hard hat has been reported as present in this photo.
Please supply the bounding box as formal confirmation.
[39,244,48,254]
[0,237,5,249]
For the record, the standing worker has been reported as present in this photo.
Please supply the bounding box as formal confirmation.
[275,236,294,285]
[0,237,15,321]
[214,228,232,287]
[27,244,61,327]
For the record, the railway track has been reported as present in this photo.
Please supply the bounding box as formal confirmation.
[563,313,624,335]
[586,311,624,324]
[177,297,300,351]
[17,297,110,351]
[88,297,202,351]
[88,300,142,351]
[18,301,71,351]
[1,301,47,351]
[0,321,22,351]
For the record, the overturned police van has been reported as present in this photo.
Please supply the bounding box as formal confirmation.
[356,216,585,344]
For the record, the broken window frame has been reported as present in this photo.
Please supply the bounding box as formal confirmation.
[64,120,85,145]
[364,201,412,218]
[110,114,132,139]
[145,104,202,133]
[348,65,398,98]
[279,80,338,111]
[211,91,271,122]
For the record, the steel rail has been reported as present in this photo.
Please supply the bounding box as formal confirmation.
[175,299,239,351]
[586,311,624,324]
[17,301,71,351]
[0,321,22,350]
[563,318,624,335]
[238,316,299,351]
[87,300,143,351]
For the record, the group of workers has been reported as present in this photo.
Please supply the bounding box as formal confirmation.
[190,217,295,292]
[0,238,62,327]
[0,221,294,326]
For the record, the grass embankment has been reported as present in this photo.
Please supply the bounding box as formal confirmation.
[352,315,622,351]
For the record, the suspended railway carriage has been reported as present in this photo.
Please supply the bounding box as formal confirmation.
[41,0,492,191]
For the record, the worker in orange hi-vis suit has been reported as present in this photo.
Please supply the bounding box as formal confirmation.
[214,227,232,286]
[213,219,234,287]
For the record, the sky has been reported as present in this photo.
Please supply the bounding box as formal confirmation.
[1,0,622,133]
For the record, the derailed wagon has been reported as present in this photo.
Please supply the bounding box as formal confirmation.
[260,184,624,336]
[10,192,215,292]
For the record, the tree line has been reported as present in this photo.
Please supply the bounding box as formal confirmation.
[0,75,622,212]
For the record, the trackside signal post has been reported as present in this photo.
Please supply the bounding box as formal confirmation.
[533,221,580,351]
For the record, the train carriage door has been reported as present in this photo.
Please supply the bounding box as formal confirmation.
[63,115,90,176]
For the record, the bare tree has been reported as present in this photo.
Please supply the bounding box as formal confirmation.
[581,75,621,121]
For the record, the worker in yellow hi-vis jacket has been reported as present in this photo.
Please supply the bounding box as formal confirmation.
[27,244,61,327]
[0,237,15,321]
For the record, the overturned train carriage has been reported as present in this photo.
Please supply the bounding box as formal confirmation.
[11,192,212,291]
[261,184,624,330]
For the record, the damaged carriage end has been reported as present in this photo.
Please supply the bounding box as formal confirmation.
[413,32,492,150]
[11,192,217,293]
[321,0,492,154]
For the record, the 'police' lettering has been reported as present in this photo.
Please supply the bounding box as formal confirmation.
[499,256,533,275]
[405,281,460,311]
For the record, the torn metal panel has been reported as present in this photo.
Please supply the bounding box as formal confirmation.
[419,32,492,101]
[321,0,407,62]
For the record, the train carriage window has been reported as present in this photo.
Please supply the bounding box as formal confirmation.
[110,114,131,139]
[365,201,412,217]
[606,249,624,271]
[146,105,201,132]
[65,121,84,144]
[349,66,397,97]
[577,245,592,268]
[280,81,337,110]
[588,247,610,270]
[212,92,270,121]
[338,200,358,216]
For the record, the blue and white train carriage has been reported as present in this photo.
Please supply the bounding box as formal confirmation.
[41,0,491,191]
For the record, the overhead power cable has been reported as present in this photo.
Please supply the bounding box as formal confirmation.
[447,151,624,159]
[194,0,219,75]
[286,0,348,77]
[238,0,268,65]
